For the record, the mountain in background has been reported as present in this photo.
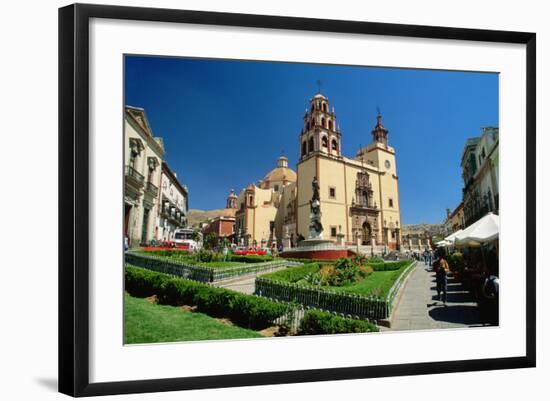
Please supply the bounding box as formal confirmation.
[401,223,445,236]
[187,208,226,226]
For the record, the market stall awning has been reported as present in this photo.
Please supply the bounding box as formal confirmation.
[455,212,499,246]
[444,229,464,243]
[435,240,452,247]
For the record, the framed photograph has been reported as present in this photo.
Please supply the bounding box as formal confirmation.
[58,3,536,397]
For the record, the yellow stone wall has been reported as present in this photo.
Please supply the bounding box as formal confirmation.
[297,148,401,245]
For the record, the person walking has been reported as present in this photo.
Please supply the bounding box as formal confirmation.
[434,254,450,305]
[427,249,433,266]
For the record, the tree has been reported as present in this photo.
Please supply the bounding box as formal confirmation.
[203,233,218,250]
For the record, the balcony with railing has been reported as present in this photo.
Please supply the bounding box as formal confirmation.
[145,181,158,197]
[125,165,145,189]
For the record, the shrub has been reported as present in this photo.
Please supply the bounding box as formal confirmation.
[366,260,409,272]
[227,254,274,263]
[193,248,223,263]
[139,249,191,259]
[125,265,289,329]
[261,263,319,282]
[327,258,361,286]
[299,309,379,335]
[125,266,170,297]
[449,252,465,273]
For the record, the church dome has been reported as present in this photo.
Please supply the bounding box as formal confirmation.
[262,156,297,184]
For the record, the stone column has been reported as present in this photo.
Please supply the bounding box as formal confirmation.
[396,228,401,251]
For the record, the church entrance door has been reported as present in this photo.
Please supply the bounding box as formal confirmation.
[362,221,371,245]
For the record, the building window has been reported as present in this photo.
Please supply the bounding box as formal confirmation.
[329,187,336,199]
[274,184,279,192]
[302,141,307,156]
[328,120,333,130]
[308,137,314,153]
[321,136,328,148]
[389,198,394,208]
[391,231,396,239]
[330,226,337,238]
[322,118,326,128]
[331,139,338,152]
[323,103,328,112]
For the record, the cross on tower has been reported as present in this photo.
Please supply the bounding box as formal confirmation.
[316,80,322,94]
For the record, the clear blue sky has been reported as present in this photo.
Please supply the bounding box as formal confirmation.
[125,55,498,224]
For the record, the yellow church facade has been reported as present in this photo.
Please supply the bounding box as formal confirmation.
[233,92,402,250]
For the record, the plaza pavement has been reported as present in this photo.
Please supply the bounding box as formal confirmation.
[390,261,489,331]
[214,266,288,294]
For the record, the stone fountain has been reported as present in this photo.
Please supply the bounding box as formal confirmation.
[280,176,356,260]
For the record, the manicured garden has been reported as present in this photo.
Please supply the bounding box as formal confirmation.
[124,265,378,343]
[126,250,291,283]
[124,294,261,344]
[138,248,275,267]
[260,258,412,298]
[255,258,415,320]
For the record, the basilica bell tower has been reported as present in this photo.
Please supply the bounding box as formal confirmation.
[299,93,342,160]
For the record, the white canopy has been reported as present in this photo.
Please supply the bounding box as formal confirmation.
[435,240,452,247]
[444,229,464,243]
[455,212,499,247]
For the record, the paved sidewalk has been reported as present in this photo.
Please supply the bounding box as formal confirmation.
[214,266,287,295]
[391,262,488,331]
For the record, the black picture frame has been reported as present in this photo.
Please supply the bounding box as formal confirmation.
[59,3,536,397]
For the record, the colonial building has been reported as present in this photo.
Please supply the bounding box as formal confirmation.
[157,161,189,242]
[202,190,238,245]
[124,106,165,247]
[444,202,465,235]
[234,157,297,248]
[461,127,499,227]
[233,92,402,250]
[296,93,402,249]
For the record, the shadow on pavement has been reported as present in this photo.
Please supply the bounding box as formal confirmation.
[428,305,492,325]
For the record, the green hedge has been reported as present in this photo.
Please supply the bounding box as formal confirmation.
[260,263,319,282]
[140,249,191,259]
[367,260,410,271]
[125,265,289,330]
[299,309,379,335]
[227,254,274,263]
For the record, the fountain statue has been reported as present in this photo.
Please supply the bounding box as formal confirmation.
[279,176,356,260]
[309,176,323,239]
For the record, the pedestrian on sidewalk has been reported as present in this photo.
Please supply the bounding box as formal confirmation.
[435,254,450,305]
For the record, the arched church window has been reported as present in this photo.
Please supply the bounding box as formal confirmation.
[311,104,314,113]
[321,136,328,148]
[308,137,314,153]
[323,103,328,112]
[328,120,333,130]
[322,118,326,128]
[331,139,338,152]
[301,141,307,156]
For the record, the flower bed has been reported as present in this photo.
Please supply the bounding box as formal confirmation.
[255,259,415,320]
